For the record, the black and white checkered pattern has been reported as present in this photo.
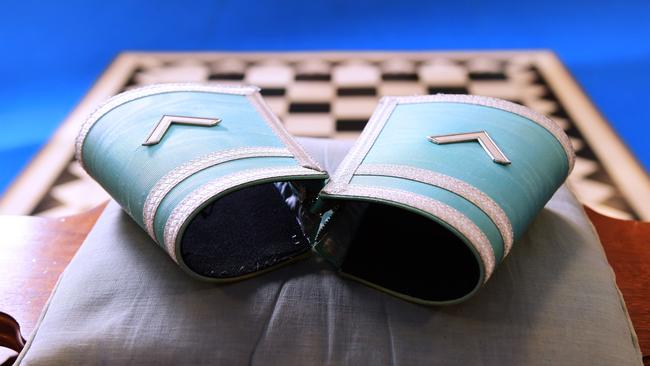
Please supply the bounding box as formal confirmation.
[29,53,637,220]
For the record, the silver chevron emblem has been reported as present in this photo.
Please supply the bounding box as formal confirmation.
[428,131,511,165]
[143,115,221,146]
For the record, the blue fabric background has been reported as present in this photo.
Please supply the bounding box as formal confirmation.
[1,0,649,194]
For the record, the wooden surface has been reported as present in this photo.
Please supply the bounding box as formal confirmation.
[0,203,648,365]
[0,203,105,364]
[585,206,650,365]
[0,312,24,365]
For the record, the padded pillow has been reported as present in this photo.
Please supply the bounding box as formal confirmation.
[16,138,642,365]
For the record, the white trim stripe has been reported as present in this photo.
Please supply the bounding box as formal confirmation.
[163,166,325,262]
[332,184,496,282]
[324,94,575,196]
[75,83,258,165]
[246,92,324,171]
[143,146,293,242]
[392,94,575,172]
[354,163,514,257]
[326,98,397,191]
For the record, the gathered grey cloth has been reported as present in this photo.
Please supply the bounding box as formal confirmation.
[16,138,642,365]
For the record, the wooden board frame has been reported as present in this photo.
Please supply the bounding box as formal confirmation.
[1,50,649,219]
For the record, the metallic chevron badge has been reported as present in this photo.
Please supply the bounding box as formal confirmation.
[428,131,511,165]
[143,115,221,146]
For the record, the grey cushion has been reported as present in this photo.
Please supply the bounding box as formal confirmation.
[16,138,642,365]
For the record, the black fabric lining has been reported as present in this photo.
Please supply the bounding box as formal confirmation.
[339,203,480,302]
[180,182,312,279]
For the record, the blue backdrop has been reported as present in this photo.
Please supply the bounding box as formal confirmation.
[2,0,649,194]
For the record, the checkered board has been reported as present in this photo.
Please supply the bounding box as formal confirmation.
[2,51,649,220]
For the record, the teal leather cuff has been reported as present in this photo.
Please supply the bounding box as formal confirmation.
[76,85,574,306]
[76,84,328,281]
[315,95,575,305]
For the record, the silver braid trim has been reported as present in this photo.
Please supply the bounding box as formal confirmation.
[246,92,324,171]
[143,146,293,242]
[323,94,574,196]
[75,83,259,166]
[392,94,575,172]
[325,98,397,191]
[354,163,513,258]
[163,166,325,262]
[333,184,496,282]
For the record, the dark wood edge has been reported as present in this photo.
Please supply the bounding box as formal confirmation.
[0,312,24,366]
[0,312,24,352]
[0,202,106,361]
[585,205,650,365]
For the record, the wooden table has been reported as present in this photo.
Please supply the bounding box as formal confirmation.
[0,204,105,365]
[1,204,648,365]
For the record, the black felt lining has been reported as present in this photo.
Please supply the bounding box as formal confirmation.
[180,182,312,279]
[339,203,480,302]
